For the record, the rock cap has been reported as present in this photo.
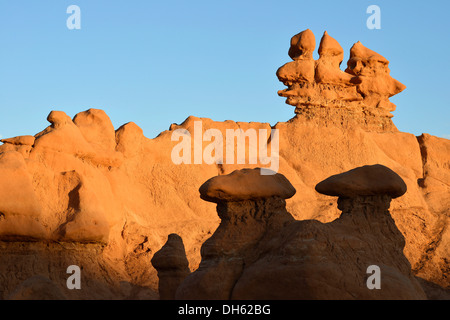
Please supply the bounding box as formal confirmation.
[315,164,407,198]
[199,168,296,203]
[151,233,189,271]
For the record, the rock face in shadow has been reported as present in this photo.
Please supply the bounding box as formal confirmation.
[175,166,427,299]
[151,234,190,300]
[7,275,66,300]
[0,29,447,299]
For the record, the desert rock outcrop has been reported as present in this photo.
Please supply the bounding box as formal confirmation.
[176,168,296,299]
[199,168,296,202]
[315,164,407,198]
[174,166,427,299]
[7,275,66,300]
[0,29,447,299]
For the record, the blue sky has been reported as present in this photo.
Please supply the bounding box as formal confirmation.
[0,0,448,140]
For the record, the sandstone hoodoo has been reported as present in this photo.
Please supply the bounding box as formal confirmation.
[277,29,406,131]
[315,164,408,198]
[174,166,427,300]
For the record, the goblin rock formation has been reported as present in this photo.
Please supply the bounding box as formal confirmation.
[277,29,406,131]
[173,166,426,300]
[315,164,408,198]
[0,29,448,300]
[176,168,296,299]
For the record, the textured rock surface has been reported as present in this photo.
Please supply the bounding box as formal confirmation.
[176,167,426,300]
[7,275,66,300]
[0,29,448,299]
[151,234,190,300]
[0,108,447,299]
[315,164,407,198]
[199,168,296,202]
[277,29,406,132]
[176,196,295,299]
[414,134,450,287]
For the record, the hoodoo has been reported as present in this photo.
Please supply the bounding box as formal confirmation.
[0,29,447,300]
[277,29,406,131]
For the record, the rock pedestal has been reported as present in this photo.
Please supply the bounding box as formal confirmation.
[277,30,406,132]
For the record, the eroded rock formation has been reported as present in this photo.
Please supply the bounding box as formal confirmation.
[7,275,66,300]
[174,166,426,300]
[176,168,296,299]
[0,29,447,300]
[151,234,190,300]
[277,29,406,131]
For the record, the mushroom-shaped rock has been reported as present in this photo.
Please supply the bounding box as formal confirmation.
[199,168,296,203]
[315,164,407,198]
[348,41,389,65]
[73,108,117,152]
[151,234,190,300]
[0,135,36,158]
[33,110,97,157]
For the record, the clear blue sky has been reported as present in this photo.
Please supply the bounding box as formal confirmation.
[0,0,448,140]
